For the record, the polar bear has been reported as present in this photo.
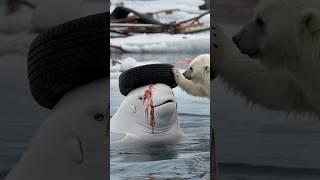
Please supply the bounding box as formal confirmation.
[172,54,210,97]
[213,0,320,115]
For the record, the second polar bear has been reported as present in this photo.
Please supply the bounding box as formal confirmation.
[172,54,210,97]
[213,0,320,115]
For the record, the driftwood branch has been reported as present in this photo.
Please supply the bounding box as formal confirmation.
[112,9,180,24]
[110,45,127,53]
[112,16,141,23]
[149,8,180,15]
[16,0,35,8]
[177,11,210,25]
[5,0,36,14]
[184,27,210,34]
[111,35,131,38]
[111,8,180,24]
[111,59,122,65]
[110,23,162,28]
[110,29,132,36]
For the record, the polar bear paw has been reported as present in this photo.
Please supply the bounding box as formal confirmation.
[172,67,184,83]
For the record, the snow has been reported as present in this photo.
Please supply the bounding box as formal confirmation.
[110,57,163,79]
[32,0,84,30]
[111,0,204,14]
[110,0,209,27]
[0,33,36,55]
[119,57,136,71]
[111,33,210,53]
[0,0,106,33]
[0,7,33,33]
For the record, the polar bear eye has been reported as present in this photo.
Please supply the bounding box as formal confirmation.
[256,18,264,26]
[190,67,193,71]
[138,96,143,100]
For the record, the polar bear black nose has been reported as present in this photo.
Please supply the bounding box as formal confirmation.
[232,35,240,46]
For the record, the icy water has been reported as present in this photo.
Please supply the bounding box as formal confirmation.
[0,77,49,179]
[110,53,210,179]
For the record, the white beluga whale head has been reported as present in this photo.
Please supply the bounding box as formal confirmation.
[5,79,107,180]
[111,83,183,145]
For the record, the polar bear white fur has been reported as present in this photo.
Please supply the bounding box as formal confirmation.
[172,54,210,97]
[213,0,320,115]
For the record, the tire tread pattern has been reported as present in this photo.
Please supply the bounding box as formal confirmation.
[28,12,109,109]
[119,64,177,96]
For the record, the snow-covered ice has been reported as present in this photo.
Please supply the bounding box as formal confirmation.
[0,0,106,33]
[111,33,210,53]
[110,0,210,53]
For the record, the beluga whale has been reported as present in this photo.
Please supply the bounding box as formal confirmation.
[111,83,183,145]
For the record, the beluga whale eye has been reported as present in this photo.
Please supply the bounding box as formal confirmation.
[138,96,143,100]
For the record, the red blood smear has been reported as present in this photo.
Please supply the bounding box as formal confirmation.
[143,85,155,133]
[176,59,192,66]
[184,59,192,65]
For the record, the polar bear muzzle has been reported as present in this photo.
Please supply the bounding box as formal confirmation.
[183,68,192,80]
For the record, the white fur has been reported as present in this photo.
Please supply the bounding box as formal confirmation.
[213,0,320,116]
[173,54,210,97]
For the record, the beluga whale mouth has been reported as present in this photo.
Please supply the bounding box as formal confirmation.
[153,100,175,107]
[110,83,183,144]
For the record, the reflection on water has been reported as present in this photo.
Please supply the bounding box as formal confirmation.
[112,144,179,163]
[111,52,208,64]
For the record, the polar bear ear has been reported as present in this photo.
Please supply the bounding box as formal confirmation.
[301,9,320,33]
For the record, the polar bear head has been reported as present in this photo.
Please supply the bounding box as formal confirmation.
[183,54,210,83]
[232,0,320,70]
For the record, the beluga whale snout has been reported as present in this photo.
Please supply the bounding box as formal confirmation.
[111,83,183,144]
[137,84,177,134]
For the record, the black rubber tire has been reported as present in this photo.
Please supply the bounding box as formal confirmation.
[28,12,109,109]
[119,64,177,96]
